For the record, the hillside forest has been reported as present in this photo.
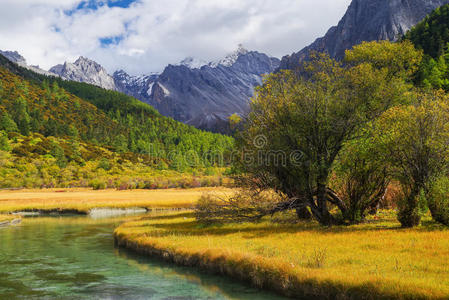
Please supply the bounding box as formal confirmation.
[0,55,233,189]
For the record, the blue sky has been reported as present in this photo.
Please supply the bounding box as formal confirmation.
[66,0,138,15]
[0,0,352,75]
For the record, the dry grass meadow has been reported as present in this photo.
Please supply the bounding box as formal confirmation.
[0,187,233,213]
[114,211,449,299]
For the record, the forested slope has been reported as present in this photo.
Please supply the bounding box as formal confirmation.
[0,54,233,168]
[404,4,449,90]
[0,54,233,188]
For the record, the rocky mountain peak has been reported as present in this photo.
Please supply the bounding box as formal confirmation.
[50,56,117,90]
[0,50,56,76]
[209,44,250,68]
[113,69,128,77]
[74,56,101,69]
[74,56,90,63]
[178,57,208,69]
[0,50,27,65]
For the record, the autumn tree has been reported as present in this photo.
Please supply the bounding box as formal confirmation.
[344,40,422,79]
[374,91,449,227]
[238,41,420,226]
[333,132,389,223]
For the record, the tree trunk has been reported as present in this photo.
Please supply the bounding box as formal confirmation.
[296,206,312,220]
[316,182,333,226]
[398,185,421,228]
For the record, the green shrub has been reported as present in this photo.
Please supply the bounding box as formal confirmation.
[428,177,449,226]
[117,181,131,190]
[89,179,107,190]
[0,131,10,151]
[397,206,422,228]
[97,158,111,171]
[136,180,146,189]
[0,112,18,132]
[397,189,427,228]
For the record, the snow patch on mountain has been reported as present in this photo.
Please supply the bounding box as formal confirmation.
[178,57,208,69]
[158,83,170,96]
[209,44,249,68]
[147,82,155,96]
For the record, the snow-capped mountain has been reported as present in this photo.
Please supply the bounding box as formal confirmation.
[112,46,280,132]
[2,46,276,132]
[50,56,117,90]
[177,45,250,70]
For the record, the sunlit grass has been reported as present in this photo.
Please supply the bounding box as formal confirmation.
[114,210,449,299]
[0,187,233,213]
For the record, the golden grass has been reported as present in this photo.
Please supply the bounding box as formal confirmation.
[0,187,233,213]
[114,211,449,299]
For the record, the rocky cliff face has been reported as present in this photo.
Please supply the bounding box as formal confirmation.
[50,56,117,90]
[0,50,56,76]
[279,0,449,69]
[113,70,158,103]
[0,50,26,65]
[113,48,280,131]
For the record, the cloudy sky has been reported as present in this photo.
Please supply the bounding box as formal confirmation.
[0,0,351,75]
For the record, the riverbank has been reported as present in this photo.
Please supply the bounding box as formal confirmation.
[0,214,21,226]
[114,211,449,299]
[0,187,233,214]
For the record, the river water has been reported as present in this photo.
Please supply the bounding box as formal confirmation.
[0,215,284,299]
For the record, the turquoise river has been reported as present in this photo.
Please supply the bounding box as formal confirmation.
[0,214,285,299]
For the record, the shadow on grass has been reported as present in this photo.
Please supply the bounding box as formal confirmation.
[138,212,192,221]
[131,212,448,239]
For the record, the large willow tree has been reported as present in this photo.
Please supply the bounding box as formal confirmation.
[238,41,422,226]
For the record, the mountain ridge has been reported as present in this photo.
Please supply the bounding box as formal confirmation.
[111,47,280,132]
[41,46,278,132]
[0,50,56,77]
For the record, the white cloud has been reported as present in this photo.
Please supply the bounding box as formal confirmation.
[0,0,351,75]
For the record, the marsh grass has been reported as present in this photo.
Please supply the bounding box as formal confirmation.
[114,210,449,299]
[0,187,233,213]
[306,248,327,268]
